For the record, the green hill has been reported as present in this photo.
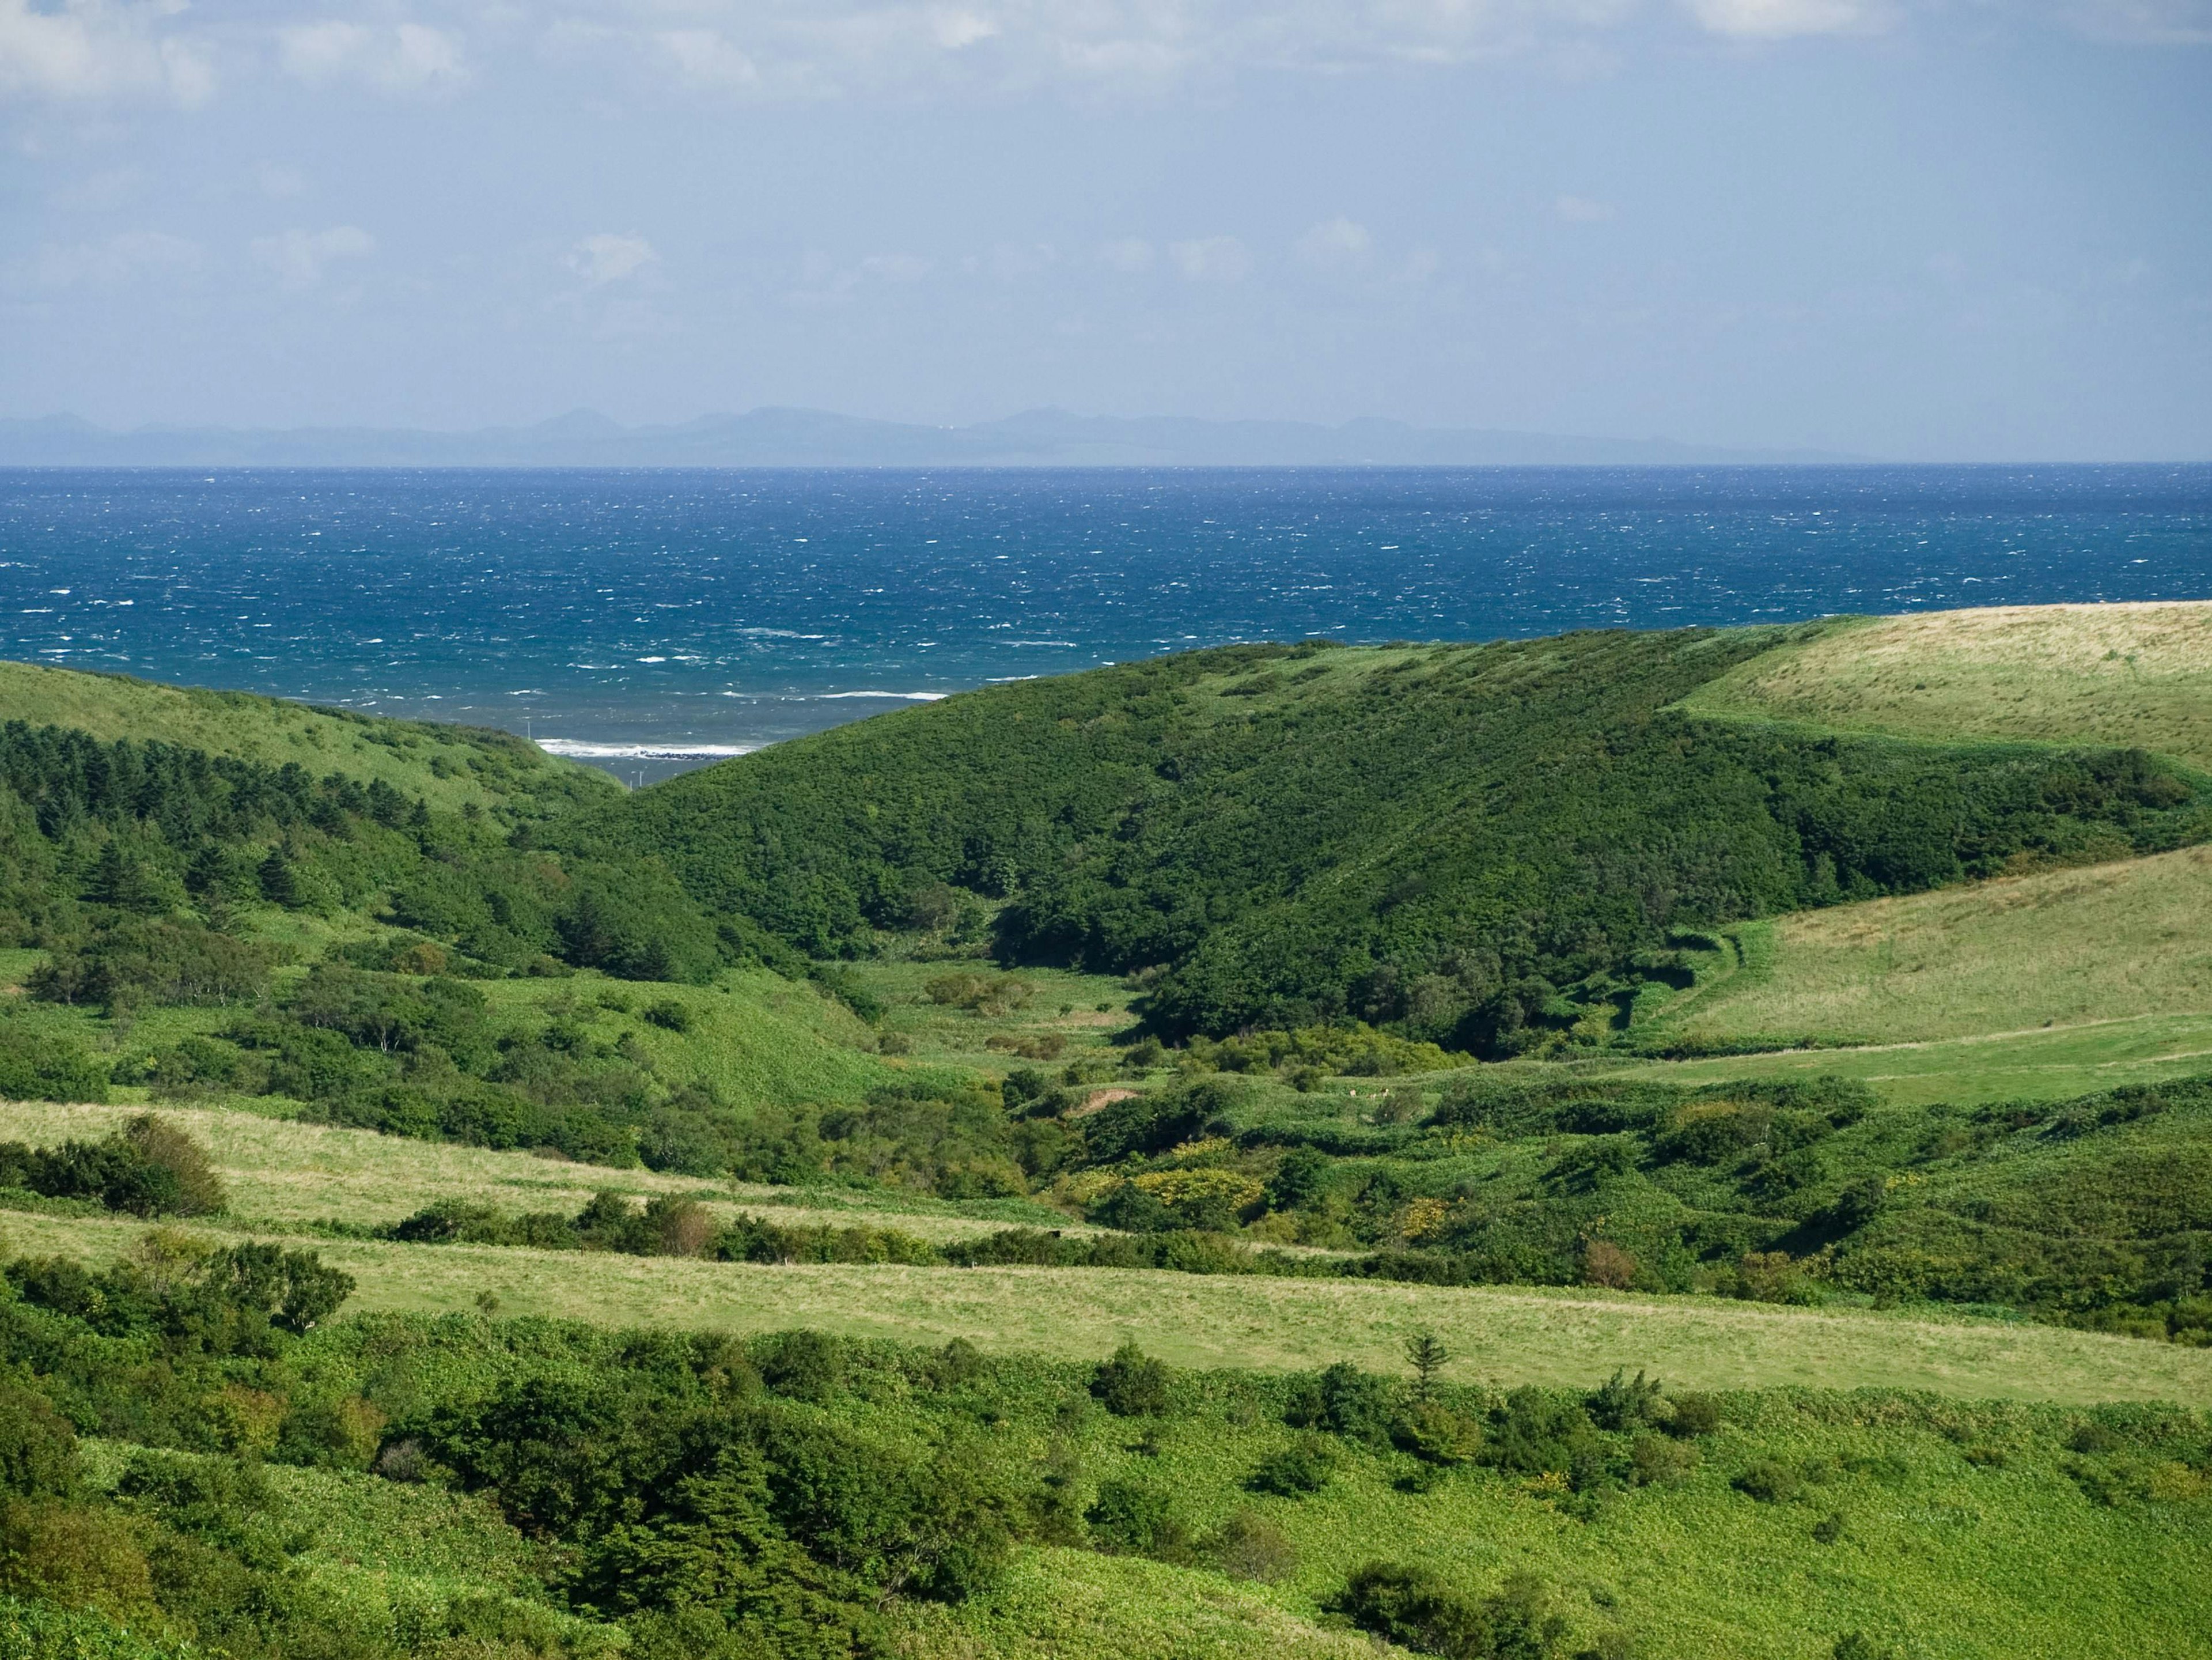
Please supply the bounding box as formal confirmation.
[573,626,2211,1050]
[0,659,615,819]
[4,618,2212,1660]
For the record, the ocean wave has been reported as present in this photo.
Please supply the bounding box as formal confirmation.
[812,690,948,701]
[536,739,759,759]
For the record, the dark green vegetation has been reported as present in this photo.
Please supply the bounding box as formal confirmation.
[0,1113,225,1219]
[577,629,2209,1048]
[5,1234,2207,1660]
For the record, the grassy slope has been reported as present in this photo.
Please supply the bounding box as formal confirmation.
[0,657,615,816]
[1676,601,2212,769]
[7,1208,2206,1406]
[1608,1013,2212,1107]
[0,1099,1071,1238]
[1637,841,2212,1045]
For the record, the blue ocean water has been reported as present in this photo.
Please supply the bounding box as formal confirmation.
[2,465,2208,782]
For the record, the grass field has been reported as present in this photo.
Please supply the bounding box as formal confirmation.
[0,657,613,815]
[1679,601,2212,768]
[0,1099,1073,1238]
[1625,835,2211,1035]
[7,1207,2207,1406]
[899,1409,2212,1660]
[1609,1011,2212,1107]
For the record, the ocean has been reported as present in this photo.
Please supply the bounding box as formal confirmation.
[3,465,2208,783]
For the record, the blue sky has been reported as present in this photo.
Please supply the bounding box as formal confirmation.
[2,1,2207,459]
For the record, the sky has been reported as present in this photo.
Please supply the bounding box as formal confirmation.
[1,1,2209,460]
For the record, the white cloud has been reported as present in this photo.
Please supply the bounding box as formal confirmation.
[1099,237,1156,274]
[15,229,199,289]
[278,21,465,96]
[2056,0,2212,42]
[1294,216,1373,270]
[252,225,374,289]
[1684,0,1873,39]
[0,0,213,105]
[859,251,933,281]
[1555,194,1615,222]
[654,29,761,90]
[567,233,660,286]
[255,161,308,199]
[1169,236,1252,282]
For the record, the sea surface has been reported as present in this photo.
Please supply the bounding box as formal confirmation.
[2,465,2209,783]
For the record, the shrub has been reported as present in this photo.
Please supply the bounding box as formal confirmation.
[1668,1393,1724,1438]
[642,998,693,1033]
[1733,1460,1801,1503]
[0,1502,157,1622]
[1582,1239,1639,1289]
[1285,1361,1399,1446]
[1395,1400,1484,1466]
[120,1116,225,1216]
[1341,1561,1567,1659]
[1090,1341,1172,1417]
[1213,1508,1298,1582]
[1086,1480,1192,1561]
[1248,1433,1339,1497]
[0,1024,109,1105]
[0,1386,78,1500]
[1587,1370,1665,1432]
[757,1330,846,1401]
[1629,1434,1699,1488]
[1812,1511,1847,1544]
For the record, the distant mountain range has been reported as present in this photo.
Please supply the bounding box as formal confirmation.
[0,408,1861,468]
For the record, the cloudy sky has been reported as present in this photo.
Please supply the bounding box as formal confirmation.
[2,0,2208,458]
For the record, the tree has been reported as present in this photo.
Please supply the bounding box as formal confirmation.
[1405,1331,1450,1401]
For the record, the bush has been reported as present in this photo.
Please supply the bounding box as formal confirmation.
[0,1117,222,1218]
[0,1502,157,1621]
[1090,1341,1172,1417]
[1086,1480,1192,1561]
[642,998,693,1033]
[1213,1508,1298,1582]
[1668,1393,1724,1438]
[1341,1561,1567,1659]
[1248,1433,1339,1497]
[1733,1460,1801,1503]
[0,1387,78,1500]
[757,1330,846,1401]
[0,1024,110,1105]
[1629,1434,1699,1488]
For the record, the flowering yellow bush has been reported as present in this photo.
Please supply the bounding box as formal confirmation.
[1129,1167,1266,1212]
[1396,1196,1450,1242]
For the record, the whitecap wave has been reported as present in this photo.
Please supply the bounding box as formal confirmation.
[536,739,758,759]
[812,690,948,701]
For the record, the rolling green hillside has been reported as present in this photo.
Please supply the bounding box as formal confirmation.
[6,619,2212,1660]
[0,659,614,818]
[573,626,2211,1049]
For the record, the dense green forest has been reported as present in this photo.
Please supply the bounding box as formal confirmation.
[573,629,2210,1046]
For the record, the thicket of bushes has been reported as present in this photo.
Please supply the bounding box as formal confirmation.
[0,1114,224,1217]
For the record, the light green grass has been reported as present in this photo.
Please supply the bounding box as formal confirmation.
[8,1211,2208,1405]
[1680,601,2212,768]
[1642,846,2212,1049]
[902,1405,2212,1660]
[1603,1012,2212,1109]
[0,657,613,814]
[0,1099,1070,1240]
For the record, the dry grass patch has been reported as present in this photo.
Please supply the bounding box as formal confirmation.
[7,1211,2210,1406]
[0,1100,1065,1242]
[1680,601,2212,767]
[1655,844,2212,1048]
